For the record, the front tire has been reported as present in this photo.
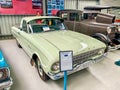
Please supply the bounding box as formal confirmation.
[36,58,49,81]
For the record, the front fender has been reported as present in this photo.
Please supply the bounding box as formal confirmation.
[31,52,52,74]
[91,33,111,45]
[91,33,111,52]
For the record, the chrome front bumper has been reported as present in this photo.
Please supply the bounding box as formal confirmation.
[0,78,13,90]
[48,54,106,80]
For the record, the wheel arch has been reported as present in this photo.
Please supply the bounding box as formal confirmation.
[31,53,50,81]
[91,33,111,45]
[91,33,111,52]
[31,52,41,66]
[31,52,48,71]
[31,52,54,75]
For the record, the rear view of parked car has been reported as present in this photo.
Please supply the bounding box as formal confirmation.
[0,50,13,90]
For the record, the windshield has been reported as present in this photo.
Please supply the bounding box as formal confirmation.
[29,18,66,33]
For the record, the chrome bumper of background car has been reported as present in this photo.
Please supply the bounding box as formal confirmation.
[48,54,106,80]
[0,78,13,90]
[108,44,120,51]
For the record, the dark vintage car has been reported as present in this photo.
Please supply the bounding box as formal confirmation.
[56,9,120,51]
[0,50,13,89]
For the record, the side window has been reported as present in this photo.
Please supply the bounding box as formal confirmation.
[22,20,28,33]
[83,13,88,19]
[69,13,80,21]
[83,13,98,20]
[61,13,68,20]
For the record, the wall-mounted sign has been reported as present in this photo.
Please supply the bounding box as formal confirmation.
[0,0,13,8]
[59,51,73,72]
[32,0,42,9]
[47,0,64,15]
[0,0,43,15]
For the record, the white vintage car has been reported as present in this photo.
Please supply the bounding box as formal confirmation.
[12,16,106,81]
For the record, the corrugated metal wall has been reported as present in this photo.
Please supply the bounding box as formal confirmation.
[78,0,98,10]
[65,0,98,10]
[0,15,34,39]
[100,0,120,6]
[65,0,76,9]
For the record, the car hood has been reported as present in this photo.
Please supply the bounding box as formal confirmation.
[0,51,8,68]
[30,30,106,61]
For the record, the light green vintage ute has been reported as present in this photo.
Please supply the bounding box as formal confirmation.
[12,16,106,81]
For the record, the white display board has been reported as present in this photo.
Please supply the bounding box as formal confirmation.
[59,51,73,71]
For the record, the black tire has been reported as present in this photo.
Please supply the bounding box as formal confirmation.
[16,39,22,48]
[95,36,109,51]
[92,33,110,52]
[92,33,111,44]
[36,58,49,81]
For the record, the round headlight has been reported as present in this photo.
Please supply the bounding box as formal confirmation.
[107,27,111,34]
[98,49,104,55]
[118,26,120,32]
[51,62,59,71]
[0,72,3,79]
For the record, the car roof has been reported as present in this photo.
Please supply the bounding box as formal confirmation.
[84,5,112,10]
[57,9,82,12]
[56,9,99,14]
[22,16,60,23]
[83,10,100,13]
[56,9,83,16]
[111,6,120,9]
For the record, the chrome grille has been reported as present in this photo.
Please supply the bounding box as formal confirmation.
[73,49,100,65]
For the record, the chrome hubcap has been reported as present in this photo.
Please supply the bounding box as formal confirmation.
[37,60,43,76]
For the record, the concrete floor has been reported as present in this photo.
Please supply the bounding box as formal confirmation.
[0,39,120,90]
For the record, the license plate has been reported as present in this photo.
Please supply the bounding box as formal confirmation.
[76,60,93,71]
